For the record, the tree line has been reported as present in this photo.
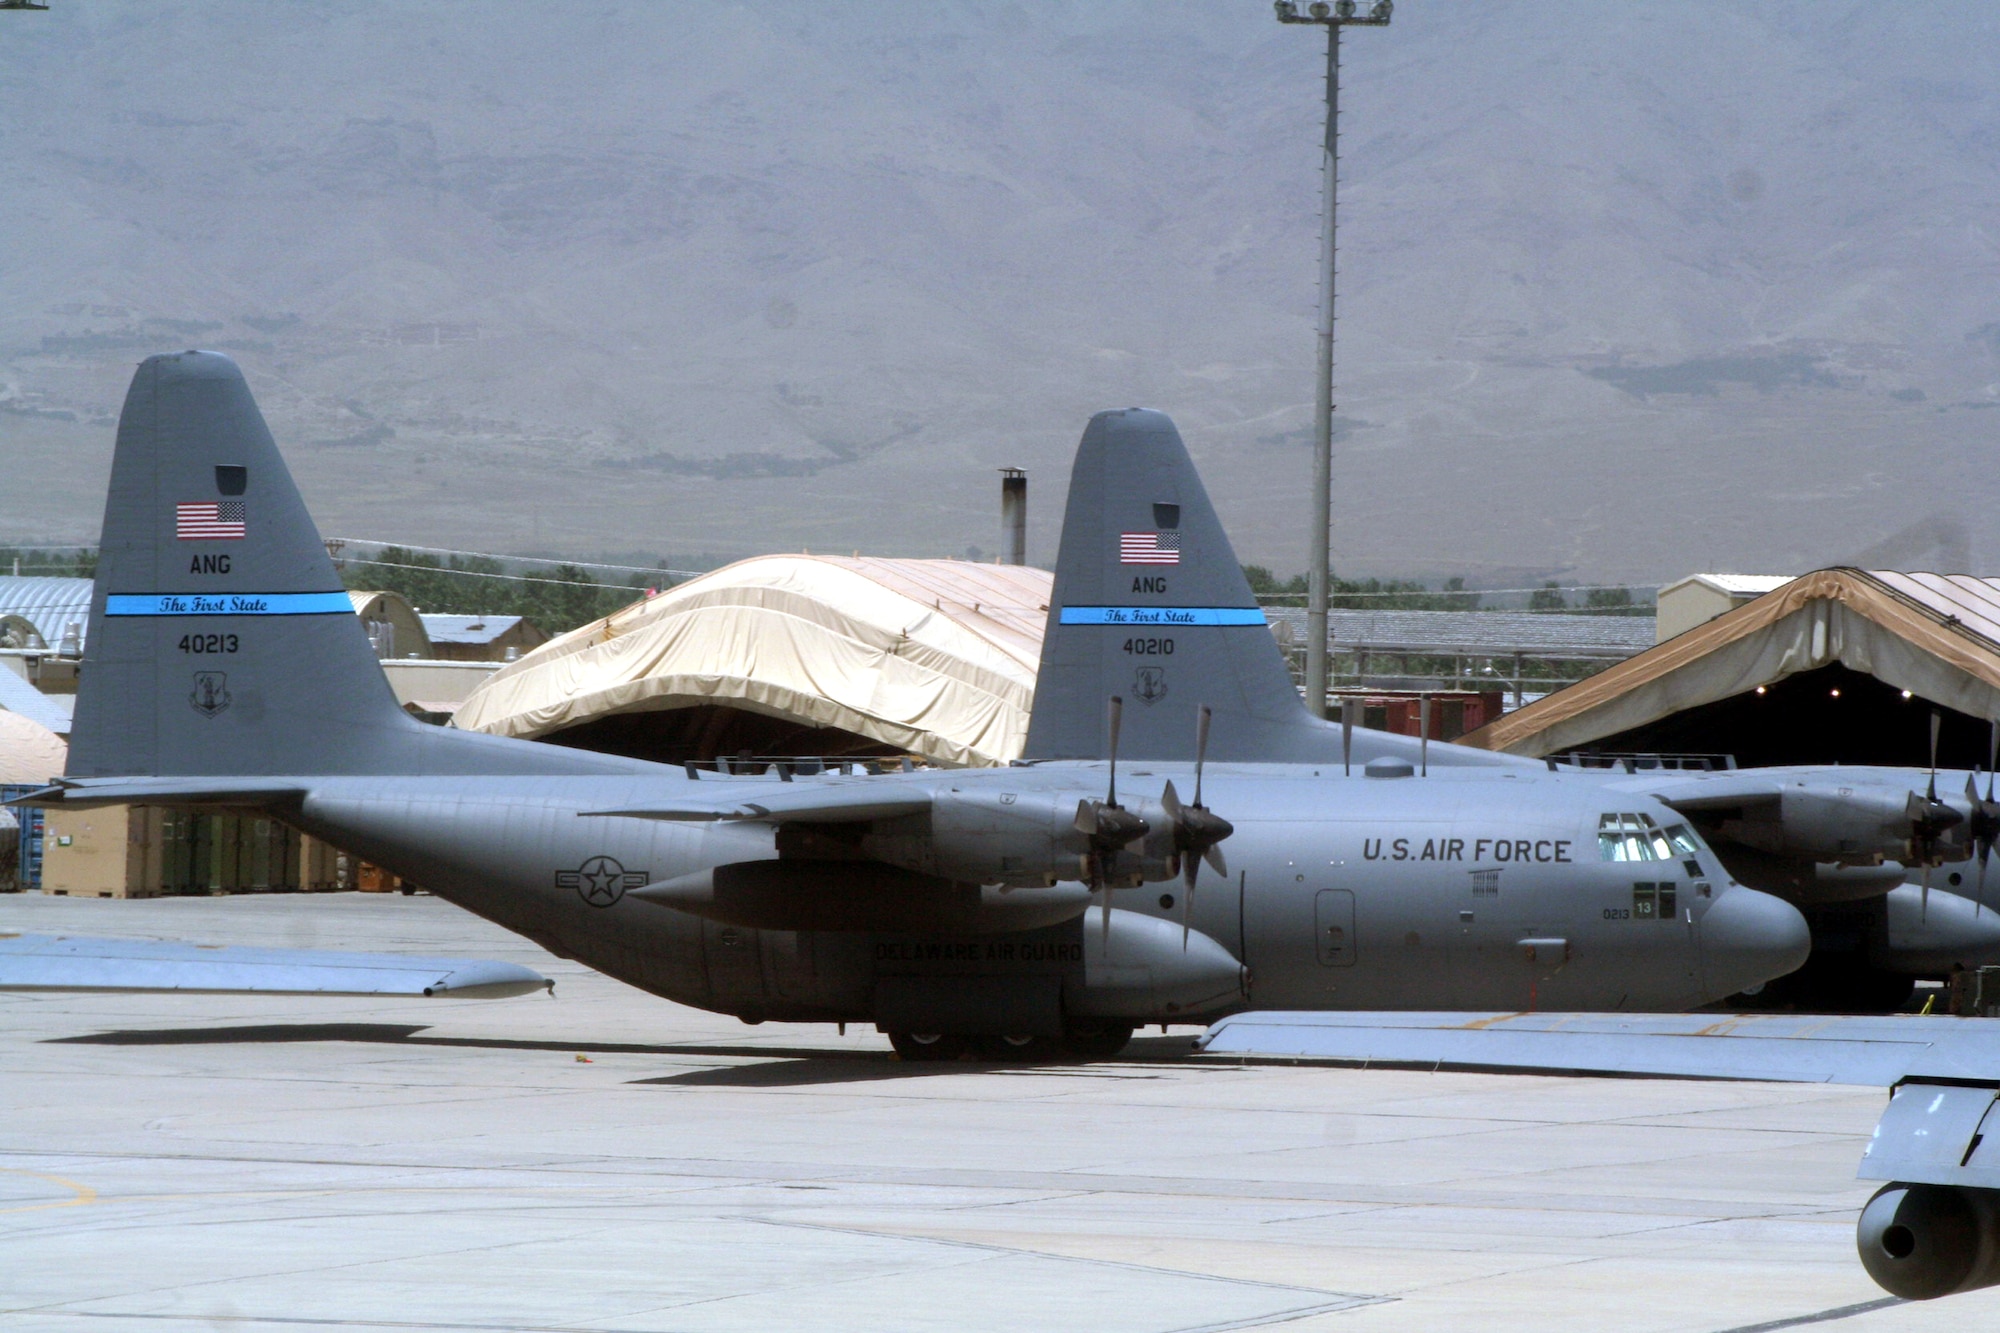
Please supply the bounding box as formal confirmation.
[1242,566,1483,611]
[0,547,97,578]
[338,547,670,636]
[0,543,667,638]
[1243,566,1648,615]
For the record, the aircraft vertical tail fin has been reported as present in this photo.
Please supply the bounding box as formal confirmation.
[1020,408,1521,768]
[67,352,647,779]
[1022,409,1329,762]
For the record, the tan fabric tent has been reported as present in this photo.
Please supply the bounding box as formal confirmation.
[0,709,67,784]
[1461,569,2000,757]
[454,556,1053,768]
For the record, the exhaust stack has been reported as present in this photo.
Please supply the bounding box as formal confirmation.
[1000,468,1026,565]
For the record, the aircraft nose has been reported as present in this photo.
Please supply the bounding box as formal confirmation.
[1700,885,1811,1000]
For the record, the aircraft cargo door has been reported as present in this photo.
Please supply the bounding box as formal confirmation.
[1315,889,1356,967]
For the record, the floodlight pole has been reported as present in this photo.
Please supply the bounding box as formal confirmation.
[1276,0,1391,718]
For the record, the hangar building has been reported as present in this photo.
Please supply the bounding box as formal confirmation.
[420,614,547,663]
[0,576,91,652]
[1460,569,2000,769]
[454,556,1051,768]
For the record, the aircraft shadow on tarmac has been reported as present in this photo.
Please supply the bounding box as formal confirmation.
[43,1023,1198,1086]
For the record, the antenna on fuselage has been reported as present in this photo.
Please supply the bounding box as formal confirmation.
[1340,697,1353,776]
[1419,693,1430,778]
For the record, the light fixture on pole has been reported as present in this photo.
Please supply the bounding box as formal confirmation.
[1274,0,1391,718]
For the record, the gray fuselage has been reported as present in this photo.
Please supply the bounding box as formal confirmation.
[282,762,1805,1025]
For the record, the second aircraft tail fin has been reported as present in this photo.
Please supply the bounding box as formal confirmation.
[1021,408,1522,769]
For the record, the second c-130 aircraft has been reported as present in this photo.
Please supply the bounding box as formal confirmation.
[27,351,1818,1058]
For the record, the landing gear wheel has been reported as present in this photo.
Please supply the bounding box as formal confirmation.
[1059,1020,1134,1060]
[887,1031,968,1062]
[970,1033,1048,1061]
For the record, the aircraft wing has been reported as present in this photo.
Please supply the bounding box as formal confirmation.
[582,781,935,824]
[0,932,552,998]
[1196,1010,2000,1086]
[1600,772,1785,814]
[1197,1011,2000,1213]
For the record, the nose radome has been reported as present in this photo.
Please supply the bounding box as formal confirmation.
[1701,886,1812,1000]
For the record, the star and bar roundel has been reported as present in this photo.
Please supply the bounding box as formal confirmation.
[556,855,651,908]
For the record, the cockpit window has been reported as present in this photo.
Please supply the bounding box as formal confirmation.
[1599,812,1677,861]
[1601,814,1713,868]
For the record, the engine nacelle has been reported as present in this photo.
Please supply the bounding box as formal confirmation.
[1877,884,2000,974]
[859,787,1178,888]
[1065,909,1248,1019]
[1728,785,1926,864]
[870,910,1247,1038]
[1857,1183,2000,1299]
[631,859,1092,934]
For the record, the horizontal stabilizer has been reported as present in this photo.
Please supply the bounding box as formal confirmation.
[10,777,309,810]
[0,932,552,998]
[1196,1010,2000,1087]
[583,782,933,824]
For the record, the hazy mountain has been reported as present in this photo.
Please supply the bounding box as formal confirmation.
[4,1,1999,586]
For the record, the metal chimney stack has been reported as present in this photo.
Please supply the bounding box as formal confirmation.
[999,468,1027,565]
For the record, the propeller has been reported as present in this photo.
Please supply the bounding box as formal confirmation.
[1965,719,2000,918]
[1075,696,1148,945]
[1161,704,1235,949]
[1907,709,1966,920]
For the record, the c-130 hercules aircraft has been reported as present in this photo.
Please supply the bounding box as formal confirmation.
[40,351,2000,1305]
[26,351,1816,1058]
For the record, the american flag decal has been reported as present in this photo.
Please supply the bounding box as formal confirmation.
[1119,530,1180,565]
[176,501,246,540]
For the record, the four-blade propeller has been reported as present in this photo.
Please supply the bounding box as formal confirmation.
[1160,704,1234,949]
[1075,696,1149,944]
[1908,710,1967,920]
[1965,720,2000,918]
[1073,698,1239,951]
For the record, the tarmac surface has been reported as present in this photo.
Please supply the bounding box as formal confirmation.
[1,892,1990,1332]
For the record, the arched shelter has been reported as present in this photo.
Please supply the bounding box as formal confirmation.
[453,556,1052,768]
[0,577,92,650]
[1460,569,2000,768]
[346,590,432,661]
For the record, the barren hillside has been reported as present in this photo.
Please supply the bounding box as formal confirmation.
[3,2,1997,584]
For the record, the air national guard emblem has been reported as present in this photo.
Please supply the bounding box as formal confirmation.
[557,855,651,908]
[190,671,231,718]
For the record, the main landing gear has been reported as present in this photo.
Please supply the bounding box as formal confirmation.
[884,1020,1136,1063]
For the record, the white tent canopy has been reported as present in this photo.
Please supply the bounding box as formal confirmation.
[454,556,1053,768]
